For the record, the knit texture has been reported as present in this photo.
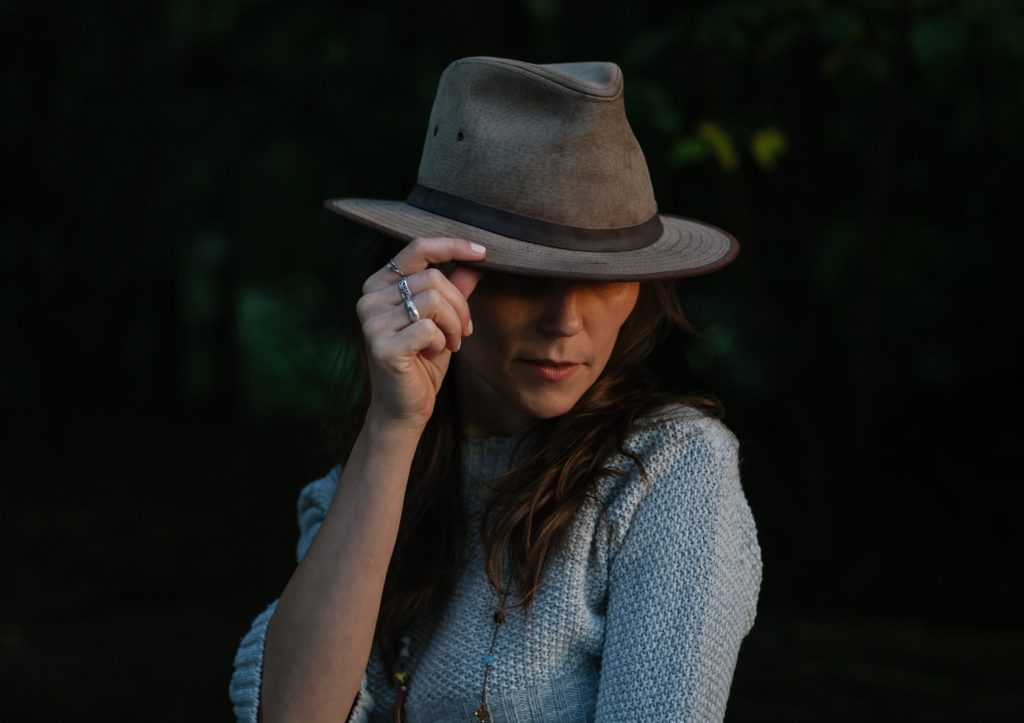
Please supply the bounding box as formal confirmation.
[229,404,762,722]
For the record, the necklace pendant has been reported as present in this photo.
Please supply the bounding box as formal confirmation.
[473,705,490,721]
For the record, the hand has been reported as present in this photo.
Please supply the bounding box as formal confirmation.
[356,237,486,430]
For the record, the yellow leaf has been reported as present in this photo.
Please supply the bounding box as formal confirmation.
[696,121,739,171]
[750,127,789,171]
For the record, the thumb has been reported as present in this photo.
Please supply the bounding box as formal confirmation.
[448,265,483,299]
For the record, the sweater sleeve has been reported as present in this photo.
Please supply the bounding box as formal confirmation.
[594,416,762,723]
[228,465,376,723]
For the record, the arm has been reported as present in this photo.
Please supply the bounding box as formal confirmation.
[229,470,377,723]
[258,417,423,721]
[594,417,763,723]
[255,238,485,722]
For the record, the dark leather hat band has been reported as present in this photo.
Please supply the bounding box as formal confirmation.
[406,184,663,252]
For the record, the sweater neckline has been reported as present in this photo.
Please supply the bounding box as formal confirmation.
[460,433,529,482]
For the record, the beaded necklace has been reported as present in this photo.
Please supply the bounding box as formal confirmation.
[390,565,516,723]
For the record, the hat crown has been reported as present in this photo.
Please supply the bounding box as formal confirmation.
[415,56,658,230]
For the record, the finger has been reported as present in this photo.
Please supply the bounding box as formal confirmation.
[396,318,448,363]
[396,237,487,274]
[404,288,464,351]
[376,318,448,362]
[447,265,483,302]
[361,268,475,336]
[364,237,485,293]
[407,269,474,336]
[365,287,465,352]
[418,322,451,362]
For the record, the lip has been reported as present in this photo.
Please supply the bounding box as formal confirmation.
[521,359,582,382]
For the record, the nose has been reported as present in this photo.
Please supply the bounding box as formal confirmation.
[538,283,584,336]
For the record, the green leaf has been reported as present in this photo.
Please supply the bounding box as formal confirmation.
[669,136,712,166]
[911,12,968,68]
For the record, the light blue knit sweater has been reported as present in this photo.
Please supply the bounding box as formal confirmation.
[230,405,762,722]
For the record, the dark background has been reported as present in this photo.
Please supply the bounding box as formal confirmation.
[3,0,1023,720]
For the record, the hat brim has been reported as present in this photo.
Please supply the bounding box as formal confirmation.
[324,198,739,281]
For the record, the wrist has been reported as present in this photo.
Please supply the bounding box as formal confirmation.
[363,407,428,447]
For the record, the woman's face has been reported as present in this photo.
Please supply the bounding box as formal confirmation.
[455,271,640,437]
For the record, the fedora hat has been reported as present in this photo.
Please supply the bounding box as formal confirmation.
[324,56,739,280]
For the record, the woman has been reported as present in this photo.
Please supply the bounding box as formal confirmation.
[231,56,762,722]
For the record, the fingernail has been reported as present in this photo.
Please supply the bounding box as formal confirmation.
[467,318,474,335]
[470,242,486,254]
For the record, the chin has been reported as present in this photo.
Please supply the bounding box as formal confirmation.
[516,391,582,422]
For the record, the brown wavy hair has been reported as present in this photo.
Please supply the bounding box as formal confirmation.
[323,242,724,673]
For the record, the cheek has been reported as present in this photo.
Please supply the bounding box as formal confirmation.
[467,291,494,325]
[459,328,503,376]
[466,297,513,353]
[460,297,523,376]
[598,287,641,347]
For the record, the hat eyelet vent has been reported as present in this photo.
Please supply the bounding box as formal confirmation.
[457,130,465,141]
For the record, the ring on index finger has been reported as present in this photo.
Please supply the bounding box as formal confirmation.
[386,258,407,278]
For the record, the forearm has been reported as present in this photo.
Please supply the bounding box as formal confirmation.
[260,413,422,722]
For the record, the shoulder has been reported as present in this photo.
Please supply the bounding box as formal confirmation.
[605,403,762,632]
[597,403,745,555]
[622,399,737,466]
[621,402,740,489]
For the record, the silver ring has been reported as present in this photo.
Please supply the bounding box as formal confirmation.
[387,258,407,277]
[398,277,413,302]
[403,298,421,322]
